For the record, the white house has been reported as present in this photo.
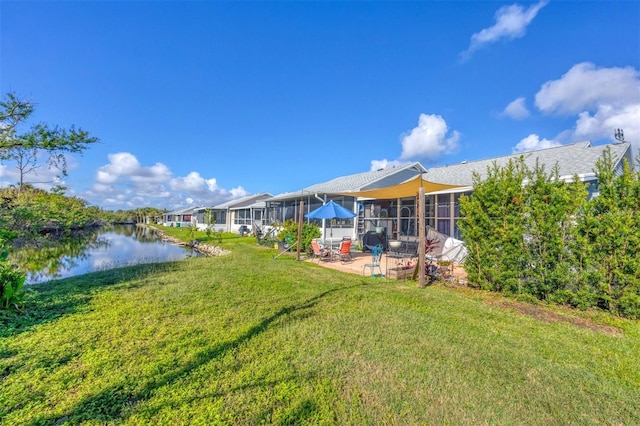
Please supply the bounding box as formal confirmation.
[161,206,200,228]
[193,192,272,234]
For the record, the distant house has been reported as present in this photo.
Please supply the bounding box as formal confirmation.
[263,141,634,242]
[162,206,200,228]
[193,192,272,234]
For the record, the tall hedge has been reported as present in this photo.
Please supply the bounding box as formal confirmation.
[459,148,640,318]
[578,150,640,317]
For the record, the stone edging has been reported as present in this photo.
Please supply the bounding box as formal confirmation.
[143,225,231,257]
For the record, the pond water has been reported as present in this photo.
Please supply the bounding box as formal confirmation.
[12,225,200,284]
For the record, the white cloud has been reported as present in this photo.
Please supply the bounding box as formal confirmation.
[205,178,218,192]
[513,134,561,153]
[502,97,530,119]
[574,103,640,144]
[96,152,171,184]
[532,62,640,150]
[460,0,548,61]
[369,159,407,171]
[86,152,251,210]
[535,62,640,115]
[229,186,249,198]
[169,171,210,192]
[399,113,460,162]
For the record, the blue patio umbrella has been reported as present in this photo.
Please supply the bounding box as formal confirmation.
[305,200,357,238]
[305,200,357,220]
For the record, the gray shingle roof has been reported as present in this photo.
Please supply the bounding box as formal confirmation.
[265,142,633,202]
[210,192,272,209]
[266,191,308,202]
[302,162,426,194]
[165,206,200,216]
[423,142,633,187]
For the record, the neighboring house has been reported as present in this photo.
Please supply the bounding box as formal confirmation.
[264,141,634,242]
[264,162,453,241]
[194,193,273,234]
[162,206,201,228]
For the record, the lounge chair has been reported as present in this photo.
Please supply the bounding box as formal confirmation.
[311,239,332,262]
[336,239,353,264]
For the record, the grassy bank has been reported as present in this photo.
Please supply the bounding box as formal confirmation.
[1,236,639,425]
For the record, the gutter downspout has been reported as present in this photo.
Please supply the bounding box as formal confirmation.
[314,193,327,239]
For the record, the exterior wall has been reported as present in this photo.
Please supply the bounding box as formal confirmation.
[162,216,194,228]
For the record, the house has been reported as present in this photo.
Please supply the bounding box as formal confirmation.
[162,206,201,228]
[193,192,272,234]
[264,141,634,242]
[264,162,459,242]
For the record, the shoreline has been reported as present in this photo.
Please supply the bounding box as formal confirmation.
[142,224,231,257]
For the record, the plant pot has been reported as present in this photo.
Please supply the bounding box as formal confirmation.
[388,267,413,280]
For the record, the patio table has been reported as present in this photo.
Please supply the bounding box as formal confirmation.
[321,238,342,261]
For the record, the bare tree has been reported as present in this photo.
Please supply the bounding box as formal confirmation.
[0,92,98,190]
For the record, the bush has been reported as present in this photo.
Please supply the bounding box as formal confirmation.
[617,290,640,319]
[549,289,574,306]
[572,288,598,311]
[0,231,26,310]
[276,219,321,252]
[0,259,25,310]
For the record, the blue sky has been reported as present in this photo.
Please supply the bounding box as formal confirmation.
[1,1,639,210]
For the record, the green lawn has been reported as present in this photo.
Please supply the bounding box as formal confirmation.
[1,236,639,425]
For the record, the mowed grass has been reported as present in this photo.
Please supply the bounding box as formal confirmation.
[1,238,639,425]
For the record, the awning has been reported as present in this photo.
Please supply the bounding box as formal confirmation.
[338,175,462,199]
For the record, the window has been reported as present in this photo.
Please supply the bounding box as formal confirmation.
[437,194,450,217]
[234,209,252,225]
[454,191,472,240]
[437,218,450,236]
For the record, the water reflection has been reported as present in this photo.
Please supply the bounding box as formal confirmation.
[11,225,200,284]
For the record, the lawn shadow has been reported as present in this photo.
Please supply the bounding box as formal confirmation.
[0,261,185,339]
[30,284,364,425]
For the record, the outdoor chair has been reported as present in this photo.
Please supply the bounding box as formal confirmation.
[362,243,384,279]
[311,239,332,262]
[336,239,353,264]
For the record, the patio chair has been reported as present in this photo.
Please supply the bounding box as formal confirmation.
[311,239,332,262]
[336,239,353,264]
[362,243,384,279]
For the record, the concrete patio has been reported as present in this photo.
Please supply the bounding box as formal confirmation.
[304,250,467,283]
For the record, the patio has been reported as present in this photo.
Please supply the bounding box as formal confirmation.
[304,250,467,283]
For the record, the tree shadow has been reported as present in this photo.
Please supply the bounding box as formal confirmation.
[0,261,184,339]
[30,284,364,425]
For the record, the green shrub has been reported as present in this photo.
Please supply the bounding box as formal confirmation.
[277,219,320,252]
[515,292,539,304]
[0,250,25,310]
[573,288,598,311]
[459,149,640,319]
[617,290,640,319]
[549,289,574,306]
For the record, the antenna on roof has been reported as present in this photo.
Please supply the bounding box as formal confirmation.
[614,128,625,143]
